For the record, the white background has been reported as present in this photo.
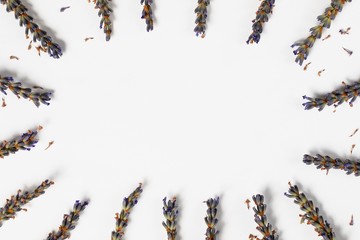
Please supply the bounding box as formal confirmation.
[1,0,360,239]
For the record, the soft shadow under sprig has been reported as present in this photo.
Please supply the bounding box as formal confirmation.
[194,0,210,38]
[46,200,88,240]
[89,0,113,41]
[0,75,51,107]
[249,194,278,240]
[304,154,360,176]
[0,179,54,227]
[0,0,62,58]
[285,183,335,240]
[112,183,143,240]
[246,0,275,44]
[0,127,41,158]
[204,197,219,240]
[291,0,352,65]
[162,197,178,240]
[303,81,360,111]
[141,0,154,32]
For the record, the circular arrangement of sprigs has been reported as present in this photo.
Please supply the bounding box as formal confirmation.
[0,0,357,240]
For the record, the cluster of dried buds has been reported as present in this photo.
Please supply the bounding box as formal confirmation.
[304,154,360,176]
[303,81,360,111]
[162,197,178,240]
[246,0,275,44]
[46,200,88,240]
[0,180,54,227]
[0,75,51,107]
[291,0,352,65]
[112,184,143,240]
[0,0,62,58]
[204,197,219,240]
[141,0,154,32]
[285,183,335,240]
[89,0,113,41]
[194,0,210,38]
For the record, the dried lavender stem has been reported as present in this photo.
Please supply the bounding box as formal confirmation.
[90,0,113,41]
[247,0,275,44]
[0,179,54,227]
[141,0,154,32]
[291,0,351,65]
[304,154,360,176]
[0,0,62,58]
[285,183,335,240]
[46,200,88,240]
[204,197,219,240]
[249,194,278,240]
[0,75,51,107]
[0,128,40,158]
[303,81,360,111]
[111,184,143,240]
[194,0,209,38]
[162,197,178,240]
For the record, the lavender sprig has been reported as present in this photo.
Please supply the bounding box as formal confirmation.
[291,0,352,65]
[194,0,210,38]
[303,81,360,111]
[162,197,178,240]
[304,154,360,176]
[0,0,62,58]
[0,128,40,158]
[111,183,143,240]
[0,75,51,107]
[249,194,278,240]
[246,0,275,44]
[141,0,154,32]
[89,0,113,41]
[0,179,54,227]
[204,197,219,240]
[284,183,335,240]
[46,200,88,240]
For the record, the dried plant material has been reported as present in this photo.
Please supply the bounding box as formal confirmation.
[317,69,325,77]
[9,55,19,60]
[342,47,353,56]
[89,0,113,41]
[141,0,154,32]
[322,34,331,41]
[350,144,356,154]
[204,197,219,240]
[0,75,52,107]
[60,6,70,12]
[0,179,53,227]
[339,27,351,35]
[84,37,94,42]
[0,129,40,158]
[349,128,359,137]
[45,141,54,150]
[112,183,143,240]
[285,183,335,240]
[162,197,178,240]
[27,40,32,50]
[194,0,210,38]
[303,62,312,71]
[291,0,352,65]
[1,98,6,108]
[246,0,275,44]
[245,199,251,209]
[350,215,354,226]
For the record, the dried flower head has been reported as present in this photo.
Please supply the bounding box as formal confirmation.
[0,128,40,158]
[304,154,360,176]
[0,0,62,58]
[285,183,335,240]
[0,179,54,227]
[89,0,113,41]
[302,80,360,111]
[291,0,352,65]
[249,194,278,240]
[194,0,210,38]
[162,197,178,240]
[246,0,275,44]
[0,75,51,107]
[46,200,88,240]
[112,183,143,240]
[141,0,154,32]
[204,197,219,240]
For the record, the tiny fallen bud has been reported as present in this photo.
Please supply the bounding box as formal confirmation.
[1,98,6,108]
[349,128,359,137]
[350,144,356,154]
[60,6,71,12]
[342,47,353,56]
[45,141,54,150]
[322,34,331,41]
[245,199,251,209]
[350,215,354,226]
[303,62,312,71]
[9,55,19,60]
[317,69,325,77]
[339,27,351,35]
[84,37,94,42]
